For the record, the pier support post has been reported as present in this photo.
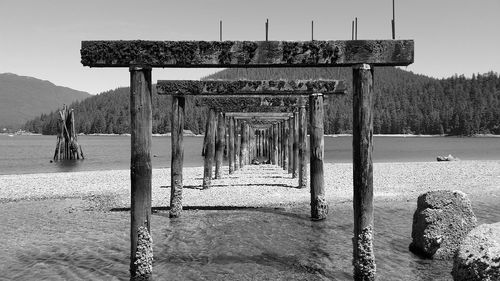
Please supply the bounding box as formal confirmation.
[170,94,185,218]
[352,63,376,280]
[273,123,278,165]
[215,112,225,179]
[283,121,288,170]
[293,111,299,178]
[203,108,216,189]
[235,119,240,171]
[276,122,283,167]
[240,121,249,167]
[299,100,307,189]
[310,93,327,220]
[288,117,293,173]
[229,117,235,174]
[129,66,153,281]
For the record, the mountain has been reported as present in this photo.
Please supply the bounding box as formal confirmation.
[23,68,500,136]
[0,73,90,129]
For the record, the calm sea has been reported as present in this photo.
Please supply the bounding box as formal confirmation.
[1,135,500,175]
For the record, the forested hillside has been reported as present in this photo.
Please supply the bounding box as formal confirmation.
[24,67,500,135]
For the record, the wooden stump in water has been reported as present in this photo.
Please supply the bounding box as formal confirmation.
[53,105,84,160]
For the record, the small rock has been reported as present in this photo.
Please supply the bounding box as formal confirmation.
[452,222,500,281]
[437,154,460,162]
[410,190,477,259]
[251,159,260,165]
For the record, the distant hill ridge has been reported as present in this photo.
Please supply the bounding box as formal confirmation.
[0,73,90,129]
[23,68,500,136]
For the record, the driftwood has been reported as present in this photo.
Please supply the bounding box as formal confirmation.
[53,105,84,160]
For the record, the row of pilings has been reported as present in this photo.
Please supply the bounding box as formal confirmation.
[200,110,308,191]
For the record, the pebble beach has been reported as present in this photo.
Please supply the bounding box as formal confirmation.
[1,160,499,209]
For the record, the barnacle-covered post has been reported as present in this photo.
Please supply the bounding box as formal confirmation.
[129,65,153,280]
[352,63,376,280]
[170,92,185,218]
[310,93,327,220]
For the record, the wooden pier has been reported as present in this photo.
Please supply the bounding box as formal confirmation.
[81,39,414,281]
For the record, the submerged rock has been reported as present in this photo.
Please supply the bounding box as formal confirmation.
[437,154,460,161]
[410,190,477,259]
[452,222,500,281]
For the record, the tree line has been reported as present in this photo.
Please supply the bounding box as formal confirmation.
[24,67,500,136]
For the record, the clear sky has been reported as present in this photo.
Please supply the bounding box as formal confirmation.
[1,0,499,95]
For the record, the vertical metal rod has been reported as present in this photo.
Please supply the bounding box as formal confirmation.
[352,20,355,40]
[392,0,396,39]
[355,17,358,40]
[220,20,222,41]
[311,20,314,41]
[266,19,269,41]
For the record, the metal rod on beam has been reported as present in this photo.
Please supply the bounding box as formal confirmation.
[265,19,269,41]
[392,0,396,39]
[311,20,314,41]
[355,17,358,40]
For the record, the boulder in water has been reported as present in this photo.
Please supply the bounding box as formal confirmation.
[410,190,477,259]
[437,154,460,161]
[251,159,260,165]
[452,222,500,281]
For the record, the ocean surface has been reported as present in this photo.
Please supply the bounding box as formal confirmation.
[1,134,500,175]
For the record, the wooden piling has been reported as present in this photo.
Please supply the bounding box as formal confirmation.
[129,66,153,281]
[203,108,216,189]
[273,123,278,165]
[277,122,282,166]
[293,111,299,178]
[299,101,307,189]
[235,119,240,171]
[310,93,327,220]
[170,95,185,218]
[283,120,289,171]
[215,112,225,179]
[229,117,235,174]
[288,117,293,173]
[352,63,376,280]
[240,121,249,167]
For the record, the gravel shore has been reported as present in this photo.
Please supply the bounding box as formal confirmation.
[1,160,499,210]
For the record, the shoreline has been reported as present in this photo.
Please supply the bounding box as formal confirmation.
[1,160,499,209]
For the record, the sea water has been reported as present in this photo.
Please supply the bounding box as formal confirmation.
[1,196,499,280]
[1,135,499,175]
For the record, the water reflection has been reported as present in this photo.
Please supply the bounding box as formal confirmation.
[53,159,84,172]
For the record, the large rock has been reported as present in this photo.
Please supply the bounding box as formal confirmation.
[452,222,500,281]
[410,190,477,259]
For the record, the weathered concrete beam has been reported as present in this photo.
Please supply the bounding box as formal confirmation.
[81,40,414,67]
[157,80,346,96]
